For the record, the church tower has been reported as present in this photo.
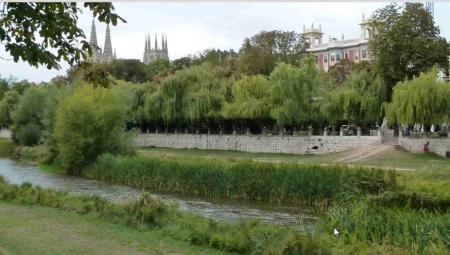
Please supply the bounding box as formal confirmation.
[143,33,169,64]
[103,23,114,63]
[88,20,115,64]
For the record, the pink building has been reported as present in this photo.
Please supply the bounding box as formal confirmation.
[302,15,372,72]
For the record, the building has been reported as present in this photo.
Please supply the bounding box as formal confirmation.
[88,19,116,64]
[302,15,372,72]
[143,34,169,64]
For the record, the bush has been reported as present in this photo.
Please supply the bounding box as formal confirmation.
[11,87,48,146]
[54,85,133,174]
[86,154,396,205]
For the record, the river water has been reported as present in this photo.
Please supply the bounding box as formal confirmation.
[0,158,318,231]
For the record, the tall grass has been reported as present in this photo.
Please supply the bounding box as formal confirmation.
[321,200,450,254]
[85,154,396,206]
[0,175,331,254]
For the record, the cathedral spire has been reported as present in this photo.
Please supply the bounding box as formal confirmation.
[147,34,151,51]
[161,33,165,51]
[165,34,168,52]
[89,18,98,46]
[103,23,113,57]
[145,35,148,51]
[154,34,158,50]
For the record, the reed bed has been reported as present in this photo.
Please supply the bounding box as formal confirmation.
[85,153,396,205]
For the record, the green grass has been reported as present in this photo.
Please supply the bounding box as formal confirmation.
[0,201,229,255]
[137,146,450,171]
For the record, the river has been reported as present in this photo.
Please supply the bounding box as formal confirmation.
[0,158,318,231]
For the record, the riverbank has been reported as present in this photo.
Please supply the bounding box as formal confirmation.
[1,138,449,254]
[0,202,228,255]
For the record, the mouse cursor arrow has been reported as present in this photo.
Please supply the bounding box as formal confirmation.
[333,228,339,236]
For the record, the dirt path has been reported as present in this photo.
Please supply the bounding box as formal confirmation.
[335,145,393,163]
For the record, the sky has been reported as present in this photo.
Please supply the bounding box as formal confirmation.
[1,2,449,83]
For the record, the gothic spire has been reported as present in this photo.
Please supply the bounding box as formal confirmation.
[154,34,158,50]
[145,35,148,51]
[114,49,116,59]
[89,18,98,46]
[165,34,168,53]
[147,34,151,51]
[103,23,113,57]
[161,33,165,51]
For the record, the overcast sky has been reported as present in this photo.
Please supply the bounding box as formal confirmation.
[1,2,449,82]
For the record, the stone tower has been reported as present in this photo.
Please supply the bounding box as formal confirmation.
[359,14,372,40]
[301,23,323,49]
[88,20,116,64]
[143,33,169,64]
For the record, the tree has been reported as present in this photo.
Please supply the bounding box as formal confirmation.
[146,58,170,82]
[11,87,48,145]
[223,75,272,125]
[270,58,318,127]
[237,30,306,76]
[109,59,148,83]
[0,3,124,69]
[54,85,131,174]
[386,68,450,126]
[159,64,225,129]
[370,3,450,100]
[0,90,19,128]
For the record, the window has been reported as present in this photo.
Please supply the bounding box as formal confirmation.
[354,50,359,60]
[330,54,335,62]
[324,55,328,63]
[345,51,349,59]
[335,53,341,61]
[314,38,320,45]
[362,49,367,59]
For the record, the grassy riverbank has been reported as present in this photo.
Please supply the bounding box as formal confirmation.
[0,202,227,255]
[138,146,450,171]
[0,138,449,254]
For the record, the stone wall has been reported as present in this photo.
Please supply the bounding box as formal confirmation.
[0,129,11,139]
[399,137,450,157]
[135,133,381,155]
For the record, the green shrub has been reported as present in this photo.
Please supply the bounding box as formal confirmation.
[54,85,133,174]
[86,154,396,205]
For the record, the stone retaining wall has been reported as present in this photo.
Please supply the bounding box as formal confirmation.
[0,129,11,139]
[399,137,450,157]
[135,133,381,155]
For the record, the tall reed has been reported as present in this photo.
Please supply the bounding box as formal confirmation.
[85,154,396,205]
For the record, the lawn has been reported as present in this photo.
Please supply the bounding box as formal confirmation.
[0,202,230,255]
[137,145,450,171]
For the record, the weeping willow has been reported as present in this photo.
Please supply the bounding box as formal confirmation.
[387,68,450,125]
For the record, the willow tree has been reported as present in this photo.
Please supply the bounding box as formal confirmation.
[270,57,318,128]
[159,64,225,130]
[386,68,450,126]
[222,75,272,130]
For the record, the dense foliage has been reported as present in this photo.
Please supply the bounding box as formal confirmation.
[370,3,450,100]
[386,68,450,126]
[0,3,125,69]
[54,85,132,173]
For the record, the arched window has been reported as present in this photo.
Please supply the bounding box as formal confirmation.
[314,38,320,45]
[365,29,370,39]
